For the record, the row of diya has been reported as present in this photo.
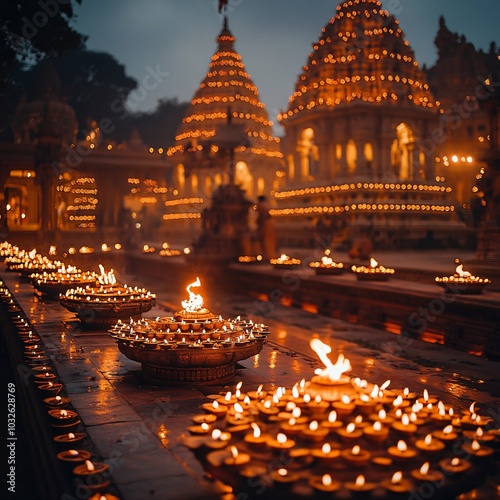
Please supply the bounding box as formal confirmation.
[184,339,499,498]
[109,315,270,349]
[240,250,492,292]
[0,280,120,500]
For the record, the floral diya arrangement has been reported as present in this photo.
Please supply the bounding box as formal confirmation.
[270,254,302,270]
[309,249,345,275]
[59,265,155,326]
[185,338,498,498]
[435,262,491,295]
[351,258,395,281]
[109,278,269,384]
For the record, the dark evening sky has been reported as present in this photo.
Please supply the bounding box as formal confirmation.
[72,0,500,132]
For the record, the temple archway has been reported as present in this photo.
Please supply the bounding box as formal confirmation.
[346,140,357,173]
[298,127,319,180]
[393,123,414,180]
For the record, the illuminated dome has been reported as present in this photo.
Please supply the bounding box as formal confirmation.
[167,17,284,203]
[273,0,466,250]
[280,0,435,123]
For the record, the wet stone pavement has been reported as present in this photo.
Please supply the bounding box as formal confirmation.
[2,266,500,499]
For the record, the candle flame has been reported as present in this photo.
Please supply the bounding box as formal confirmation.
[309,420,319,431]
[292,385,299,398]
[403,387,410,397]
[85,460,95,472]
[393,395,403,407]
[355,475,365,487]
[278,468,287,477]
[224,392,232,402]
[328,410,337,423]
[378,409,387,420]
[476,427,484,437]
[61,410,68,417]
[251,423,261,439]
[373,421,382,431]
[352,445,360,455]
[69,450,79,456]
[392,471,402,484]
[201,423,209,431]
[322,474,332,487]
[211,429,222,440]
[420,462,430,475]
[397,440,407,452]
[68,433,75,439]
[322,443,331,454]
[381,380,391,390]
[341,394,351,404]
[424,434,432,445]
[469,402,476,414]
[423,389,429,402]
[310,338,351,381]
[346,423,356,434]
[234,403,244,414]
[277,433,287,444]
[402,414,410,426]
[230,446,238,459]
[181,277,204,312]
[212,401,219,409]
[472,440,480,451]
[370,258,378,268]
[443,425,453,435]
[292,407,301,418]
[451,457,460,466]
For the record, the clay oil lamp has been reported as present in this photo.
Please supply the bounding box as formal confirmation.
[332,394,356,418]
[72,460,110,492]
[351,258,395,281]
[439,456,471,476]
[363,420,389,445]
[416,389,438,407]
[369,408,395,425]
[280,412,307,435]
[431,401,453,424]
[49,409,80,430]
[411,461,444,485]
[306,394,330,418]
[432,424,458,445]
[381,471,413,498]
[238,255,263,264]
[463,426,495,444]
[337,422,362,445]
[267,432,295,452]
[244,423,268,449]
[192,413,217,425]
[256,399,279,420]
[247,384,266,400]
[269,468,300,489]
[320,410,343,431]
[345,474,377,498]
[388,440,417,463]
[44,395,70,409]
[201,400,228,419]
[37,381,63,397]
[205,429,232,450]
[415,433,445,457]
[311,442,341,466]
[35,371,58,385]
[435,262,491,294]
[57,449,91,473]
[342,445,371,467]
[392,413,417,437]
[187,422,212,435]
[301,420,329,442]
[308,473,341,496]
[462,439,494,461]
[223,446,251,468]
[54,432,86,449]
[355,393,377,416]
[226,402,252,426]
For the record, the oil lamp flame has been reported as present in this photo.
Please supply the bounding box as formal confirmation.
[356,475,365,487]
[392,471,403,484]
[278,468,287,477]
[68,433,75,439]
[322,443,331,454]
[397,440,407,451]
[451,457,460,466]
[352,445,360,455]
[420,462,430,475]
[230,446,238,459]
[472,440,480,451]
[424,434,432,445]
[181,277,204,312]
[370,258,378,268]
[98,264,116,285]
[310,338,351,381]
[277,433,287,444]
[322,474,332,487]
[69,450,79,456]
[85,460,95,472]
[455,264,471,278]
[309,420,319,431]
[251,423,261,439]
[443,425,453,435]
[212,429,222,440]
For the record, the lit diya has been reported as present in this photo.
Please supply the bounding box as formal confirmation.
[72,460,110,491]
[308,249,344,275]
[109,278,268,385]
[435,262,491,294]
[270,254,301,269]
[31,265,97,297]
[238,255,263,264]
[352,258,395,281]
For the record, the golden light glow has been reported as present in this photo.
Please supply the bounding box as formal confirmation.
[181,277,204,312]
[310,338,351,381]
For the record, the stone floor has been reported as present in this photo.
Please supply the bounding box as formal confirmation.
[1,248,500,499]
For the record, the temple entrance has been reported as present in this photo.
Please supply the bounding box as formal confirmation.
[298,127,319,180]
[392,122,414,179]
